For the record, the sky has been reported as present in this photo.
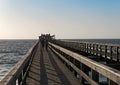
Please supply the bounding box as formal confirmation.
[0,0,120,39]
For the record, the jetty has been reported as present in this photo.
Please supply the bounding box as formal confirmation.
[0,34,120,85]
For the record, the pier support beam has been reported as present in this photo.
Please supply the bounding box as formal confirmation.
[18,73,22,85]
[81,64,90,84]
[91,69,99,83]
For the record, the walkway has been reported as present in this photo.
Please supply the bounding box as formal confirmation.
[26,43,81,85]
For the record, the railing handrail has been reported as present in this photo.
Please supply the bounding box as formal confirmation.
[49,42,120,85]
[53,40,120,62]
[0,41,39,85]
[59,39,120,47]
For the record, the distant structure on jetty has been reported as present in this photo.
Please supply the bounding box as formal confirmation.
[39,34,55,40]
[0,34,120,85]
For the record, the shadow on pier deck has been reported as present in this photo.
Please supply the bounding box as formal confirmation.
[0,42,81,85]
[26,43,80,85]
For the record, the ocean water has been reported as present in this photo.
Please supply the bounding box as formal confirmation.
[0,40,37,81]
[65,39,120,44]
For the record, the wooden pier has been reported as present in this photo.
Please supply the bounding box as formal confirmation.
[0,41,81,85]
[1,37,120,85]
[26,43,80,85]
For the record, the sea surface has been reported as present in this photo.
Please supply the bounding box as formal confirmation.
[0,39,120,82]
[64,39,120,44]
[0,40,37,81]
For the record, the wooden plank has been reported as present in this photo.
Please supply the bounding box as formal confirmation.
[49,48,82,85]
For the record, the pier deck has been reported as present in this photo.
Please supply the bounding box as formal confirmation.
[26,43,81,85]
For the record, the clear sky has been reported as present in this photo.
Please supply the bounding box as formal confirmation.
[0,0,120,39]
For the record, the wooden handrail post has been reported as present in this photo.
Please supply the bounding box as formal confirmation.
[110,46,113,60]
[117,47,119,62]
[100,45,102,56]
[105,45,107,59]
[87,43,88,53]
[90,44,91,54]
[96,44,98,56]
[93,44,95,55]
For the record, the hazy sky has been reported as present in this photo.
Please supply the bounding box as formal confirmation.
[0,0,120,39]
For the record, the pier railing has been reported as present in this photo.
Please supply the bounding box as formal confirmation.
[0,42,39,85]
[52,40,120,62]
[49,41,120,85]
